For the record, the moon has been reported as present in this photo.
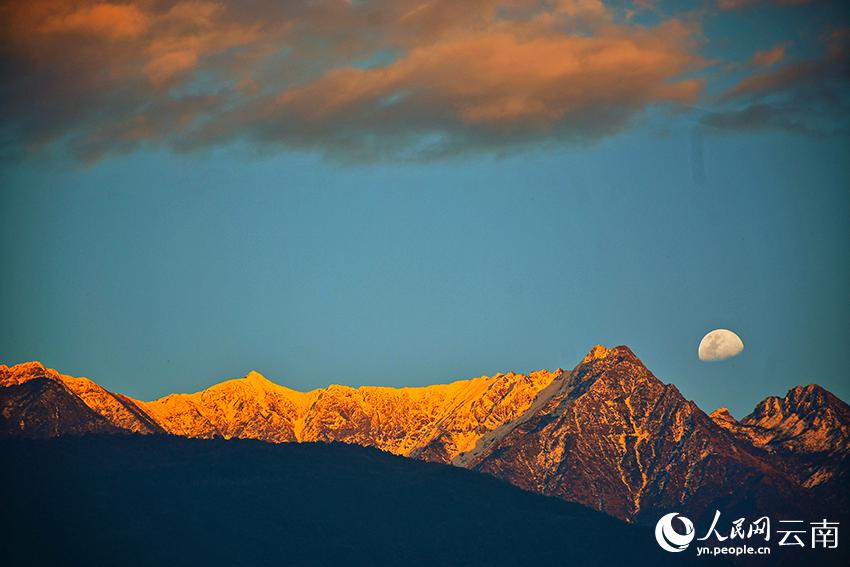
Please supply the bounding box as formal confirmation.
[698,329,744,362]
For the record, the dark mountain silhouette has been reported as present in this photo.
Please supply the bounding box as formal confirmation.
[1,435,709,567]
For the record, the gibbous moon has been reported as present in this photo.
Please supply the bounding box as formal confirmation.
[698,329,744,362]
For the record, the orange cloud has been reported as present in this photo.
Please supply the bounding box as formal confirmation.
[750,44,786,67]
[142,2,264,85]
[1,0,706,161]
[39,3,151,40]
[267,22,701,129]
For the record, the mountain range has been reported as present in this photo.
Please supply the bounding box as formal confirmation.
[2,345,848,525]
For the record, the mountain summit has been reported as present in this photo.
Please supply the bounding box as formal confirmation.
[0,362,162,437]
[466,346,813,522]
[711,382,850,504]
[2,346,848,523]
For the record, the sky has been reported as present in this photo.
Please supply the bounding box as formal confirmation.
[1,0,849,418]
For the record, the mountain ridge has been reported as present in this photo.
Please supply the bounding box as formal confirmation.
[2,346,848,523]
[0,360,563,461]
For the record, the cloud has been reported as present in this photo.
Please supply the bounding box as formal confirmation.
[717,0,814,10]
[703,28,849,136]
[0,0,706,162]
[39,3,151,40]
[750,44,786,67]
[187,19,703,160]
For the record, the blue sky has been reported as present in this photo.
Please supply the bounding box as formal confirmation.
[1,1,848,417]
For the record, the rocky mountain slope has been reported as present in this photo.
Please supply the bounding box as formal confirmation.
[1,361,560,463]
[2,347,848,523]
[710,383,850,509]
[1,362,163,435]
[139,367,561,460]
[711,385,850,484]
[464,346,809,522]
[0,377,117,438]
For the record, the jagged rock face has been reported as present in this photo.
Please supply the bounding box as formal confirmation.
[468,346,803,522]
[742,385,850,457]
[1,361,57,386]
[0,363,162,435]
[58,377,164,434]
[411,371,558,462]
[0,378,117,438]
[708,407,737,428]
[711,384,850,494]
[143,369,561,462]
[299,384,457,455]
[297,371,559,460]
[141,372,316,442]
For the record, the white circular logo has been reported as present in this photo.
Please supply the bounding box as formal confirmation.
[655,512,695,553]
